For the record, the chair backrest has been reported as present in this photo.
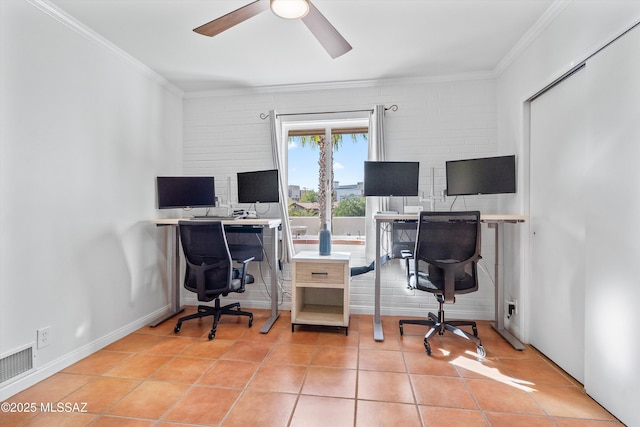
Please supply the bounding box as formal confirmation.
[413,211,481,302]
[178,221,233,302]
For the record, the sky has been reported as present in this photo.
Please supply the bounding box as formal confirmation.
[288,134,368,190]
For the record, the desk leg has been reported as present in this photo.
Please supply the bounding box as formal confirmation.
[150,225,184,327]
[489,222,524,350]
[373,218,384,341]
[260,226,280,333]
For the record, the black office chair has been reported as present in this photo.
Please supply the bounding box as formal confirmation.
[399,211,485,357]
[174,220,255,340]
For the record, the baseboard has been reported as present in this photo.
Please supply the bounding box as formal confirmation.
[348,304,493,321]
[0,306,167,401]
[181,296,291,312]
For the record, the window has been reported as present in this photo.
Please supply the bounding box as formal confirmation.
[286,122,368,238]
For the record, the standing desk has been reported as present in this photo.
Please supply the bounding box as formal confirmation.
[373,213,527,349]
[152,218,282,333]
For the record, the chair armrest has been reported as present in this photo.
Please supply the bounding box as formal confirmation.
[238,256,255,265]
[400,250,414,288]
[400,250,413,259]
[236,256,255,285]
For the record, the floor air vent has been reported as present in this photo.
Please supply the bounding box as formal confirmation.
[0,346,34,384]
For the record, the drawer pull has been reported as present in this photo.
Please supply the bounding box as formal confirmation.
[311,272,328,275]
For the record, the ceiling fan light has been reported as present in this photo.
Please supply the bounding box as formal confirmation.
[270,0,309,20]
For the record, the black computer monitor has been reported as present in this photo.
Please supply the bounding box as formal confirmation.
[237,169,279,203]
[445,155,516,196]
[364,161,420,196]
[156,176,216,209]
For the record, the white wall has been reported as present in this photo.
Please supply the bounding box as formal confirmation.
[0,0,183,399]
[497,2,640,425]
[183,78,507,321]
[496,0,640,343]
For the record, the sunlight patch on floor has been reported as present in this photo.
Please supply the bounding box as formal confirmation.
[451,355,537,392]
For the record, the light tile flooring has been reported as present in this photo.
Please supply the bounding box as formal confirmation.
[1,308,623,426]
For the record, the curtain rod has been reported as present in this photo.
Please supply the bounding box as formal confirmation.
[259,105,398,120]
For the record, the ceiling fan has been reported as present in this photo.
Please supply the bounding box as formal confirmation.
[193,0,352,59]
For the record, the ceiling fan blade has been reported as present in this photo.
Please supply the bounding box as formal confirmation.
[194,0,270,37]
[301,1,352,59]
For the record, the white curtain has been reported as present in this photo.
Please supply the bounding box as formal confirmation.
[269,110,295,263]
[365,105,388,263]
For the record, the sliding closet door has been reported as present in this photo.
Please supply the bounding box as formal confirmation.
[529,68,587,383]
[583,24,640,425]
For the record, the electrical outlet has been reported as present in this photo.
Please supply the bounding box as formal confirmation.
[506,300,517,318]
[37,327,51,349]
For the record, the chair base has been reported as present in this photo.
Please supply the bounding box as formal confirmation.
[399,309,485,357]
[174,299,253,340]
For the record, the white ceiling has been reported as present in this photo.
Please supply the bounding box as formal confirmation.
[49,0,558,93]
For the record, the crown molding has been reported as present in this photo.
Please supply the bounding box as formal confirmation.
[494,0,571,76]
[29,0,567,100]
[28,0,184,98]
[184,71,497,99]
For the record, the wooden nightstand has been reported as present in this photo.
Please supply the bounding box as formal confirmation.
[291,251,351,335]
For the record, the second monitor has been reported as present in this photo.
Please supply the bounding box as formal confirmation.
[237,169,280,204]
[364,161,420,197]
[445,155,516,196]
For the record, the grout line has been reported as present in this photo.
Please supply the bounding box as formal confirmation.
[399,327,428,427]
[9,313,622,426]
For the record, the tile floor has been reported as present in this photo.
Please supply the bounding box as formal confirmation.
[1,308,623,426]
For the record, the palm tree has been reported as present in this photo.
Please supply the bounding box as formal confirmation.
[295,132,363,228]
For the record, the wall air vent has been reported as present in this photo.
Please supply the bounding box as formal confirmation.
[0,345,34,384]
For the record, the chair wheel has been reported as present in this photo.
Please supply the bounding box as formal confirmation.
[174,324,181,334]
[424,338,432,356]
[248,315,253,328]
[208,330,215,340]
[472,326,478,337]
[476,345,486,357]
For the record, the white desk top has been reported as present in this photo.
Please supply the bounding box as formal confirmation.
[152,217,282,228]
[374,213,527,223]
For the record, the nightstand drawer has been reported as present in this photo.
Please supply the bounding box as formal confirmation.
[295,262,345,285]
